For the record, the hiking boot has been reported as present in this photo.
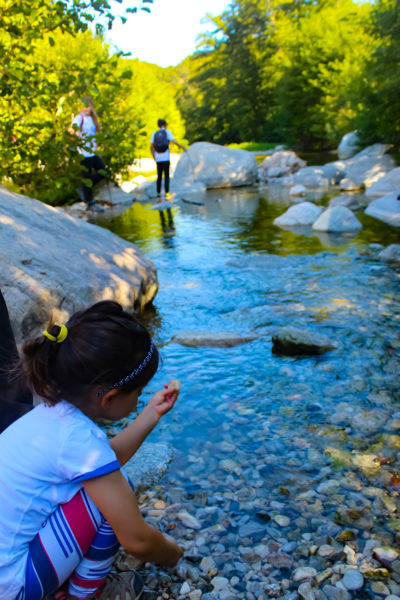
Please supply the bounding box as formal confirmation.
[93,570,144,600]
[165,192,173,201]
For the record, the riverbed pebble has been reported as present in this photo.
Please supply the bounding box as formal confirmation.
[341,569,364,590]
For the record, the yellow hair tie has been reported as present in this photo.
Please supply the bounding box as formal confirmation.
[43,325,68,343]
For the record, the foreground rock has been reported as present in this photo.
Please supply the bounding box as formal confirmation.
[0,185,158,341]
[272,326,337,355]
[312,206,362,232]
[365,193,400,227]
[174,142,258,189]
[122,442,174,493]
[171,331,256,348]
[274,202,323,227]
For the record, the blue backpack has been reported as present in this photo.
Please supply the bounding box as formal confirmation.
[153,129,169,153]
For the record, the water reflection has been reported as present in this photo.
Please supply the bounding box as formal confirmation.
[158,208,176,249]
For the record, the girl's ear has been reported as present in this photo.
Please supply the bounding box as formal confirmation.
[99,388,120,409]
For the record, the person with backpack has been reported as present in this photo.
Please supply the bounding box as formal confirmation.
[69,96,106,212]
[150,119,187,200]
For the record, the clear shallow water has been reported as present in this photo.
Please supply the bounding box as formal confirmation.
[95,187,400,596]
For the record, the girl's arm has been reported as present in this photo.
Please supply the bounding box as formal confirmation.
[109,380,179,466]
[83,470,183,566]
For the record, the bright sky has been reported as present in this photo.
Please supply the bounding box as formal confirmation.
[104,0,230,67]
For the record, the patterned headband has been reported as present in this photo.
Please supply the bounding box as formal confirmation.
[99,341,155,396]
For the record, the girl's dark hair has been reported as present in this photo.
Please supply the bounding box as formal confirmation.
[157,118,167,128]
[21,301,159,406]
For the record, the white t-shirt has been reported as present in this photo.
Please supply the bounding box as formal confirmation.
[151,129,175,162]
[72,113,97,157]
[0,400,120,599]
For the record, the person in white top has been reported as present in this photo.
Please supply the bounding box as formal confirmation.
[69,96,106,211]
[0,300,183,599]
[150,118,187,199]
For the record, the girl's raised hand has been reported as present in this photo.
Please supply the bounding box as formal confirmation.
[146,379,180,420]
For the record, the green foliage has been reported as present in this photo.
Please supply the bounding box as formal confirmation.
[173,0,388,153]
[176,0,279,145]
[0,0,186,205]
[355,0,400,148]
[275,0,374,150]
[121,59,187,157]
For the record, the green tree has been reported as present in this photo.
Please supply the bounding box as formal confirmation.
[355,0,400,148]
[275,0,374,149]
[122,59,187,157]
[177,0,279,145]
[0,0,154,203]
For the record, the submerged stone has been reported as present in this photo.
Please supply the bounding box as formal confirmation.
[272,326,337,355]
[171,331,256,348]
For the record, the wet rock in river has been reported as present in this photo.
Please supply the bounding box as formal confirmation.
[171,331,256,348]
[293,567,318,581]
[379,244,400,263]
[272,326,337,355]
[122,442,174,493]
[373,547,400,564]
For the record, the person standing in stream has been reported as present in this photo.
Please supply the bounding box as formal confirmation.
[150,119,187,201]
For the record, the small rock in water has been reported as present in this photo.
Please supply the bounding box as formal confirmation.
[176,511,202,529]
[373,546,399,564]
[273,514,290,527]
[211,576,229,591]
[200,556,217,576]
[271,326,337,356]
[180,581,191,595]
[293,567,317,582]
[341,569,364,590]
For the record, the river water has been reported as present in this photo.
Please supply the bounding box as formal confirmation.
[95,186,400,599]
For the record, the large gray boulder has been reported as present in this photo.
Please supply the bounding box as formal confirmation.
[321,160,347,185]
[337,131,360,160]
[0,186,158,342]
[259,150,306,179]
[173,142,258,189]
[312,206,362,232]
[273,202,323,227]
[365,193,400,227]
[292,167,330,189]
[365,167,400,198]
[344,144,396,187]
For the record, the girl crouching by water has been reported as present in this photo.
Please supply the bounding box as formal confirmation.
[0,301,183,599]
